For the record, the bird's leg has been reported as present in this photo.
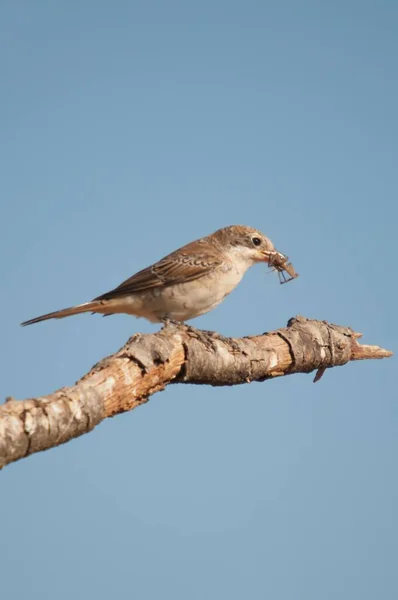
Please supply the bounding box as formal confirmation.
[160,317,181,329]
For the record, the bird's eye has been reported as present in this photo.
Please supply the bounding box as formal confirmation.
[252,237,262,246]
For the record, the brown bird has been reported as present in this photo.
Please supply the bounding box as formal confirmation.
[21,225,290,327]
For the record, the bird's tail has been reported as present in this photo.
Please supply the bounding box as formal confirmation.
[21,301,106,326]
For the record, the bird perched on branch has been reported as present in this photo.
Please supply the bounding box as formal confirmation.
[21,225,295,327]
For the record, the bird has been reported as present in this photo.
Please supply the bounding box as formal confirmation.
[21,225,280,327]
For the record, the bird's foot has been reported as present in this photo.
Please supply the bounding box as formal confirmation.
[160,320,242,354]
[182,325,220,352]
[160,320,216,351]
[200,330,243,354]
[160,317,181,329]
[183,325,243,354]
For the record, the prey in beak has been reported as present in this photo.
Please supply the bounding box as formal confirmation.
[266,250,299,284]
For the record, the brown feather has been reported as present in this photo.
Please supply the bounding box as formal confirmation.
[94,239,223,301]
[21,301,106,326]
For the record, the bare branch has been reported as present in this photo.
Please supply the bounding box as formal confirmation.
[0,316,392,469]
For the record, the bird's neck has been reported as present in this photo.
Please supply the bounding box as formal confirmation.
[224,246,257,274]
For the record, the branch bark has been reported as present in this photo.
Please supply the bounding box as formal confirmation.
[0,316,392,470]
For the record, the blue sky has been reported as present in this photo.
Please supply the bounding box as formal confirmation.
[1,1,397,598]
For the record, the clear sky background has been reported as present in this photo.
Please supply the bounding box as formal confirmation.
[1,1,397,598]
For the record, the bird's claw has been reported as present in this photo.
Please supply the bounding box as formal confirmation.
[186,326,243,354]
[160,320,215,350]
[183,325,219,352]
[161,320,243,354]
[202,330,243,354]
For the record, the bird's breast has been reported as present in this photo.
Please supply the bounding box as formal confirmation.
[115,262,246,322]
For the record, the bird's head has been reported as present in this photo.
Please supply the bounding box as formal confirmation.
[211,225,276,265]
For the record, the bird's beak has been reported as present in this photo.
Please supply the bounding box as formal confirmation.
[261,250,274,263]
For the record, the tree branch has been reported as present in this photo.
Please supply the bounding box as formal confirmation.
[0,316,392,469]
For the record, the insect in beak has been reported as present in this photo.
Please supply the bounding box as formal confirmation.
[267,251,299,284]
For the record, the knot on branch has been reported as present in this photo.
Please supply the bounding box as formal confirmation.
[279,316,353,374]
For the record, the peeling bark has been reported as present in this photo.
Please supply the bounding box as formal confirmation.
[0,316,392,470]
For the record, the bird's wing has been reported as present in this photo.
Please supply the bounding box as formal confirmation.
[94,239,223,301]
